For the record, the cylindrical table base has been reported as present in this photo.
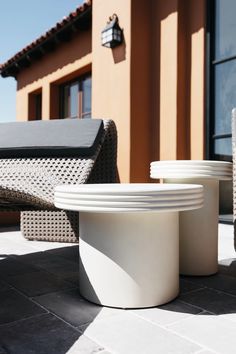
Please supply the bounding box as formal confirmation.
[165,178,219,276]
[79,211,179,308]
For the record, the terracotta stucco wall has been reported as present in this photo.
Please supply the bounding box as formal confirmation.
[188,0,206,159]
[92,0,154,182]
[16,29,92,121]
[151,0,206,161]
[92,0,131,182]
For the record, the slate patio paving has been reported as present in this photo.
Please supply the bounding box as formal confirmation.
[0,223,235,354]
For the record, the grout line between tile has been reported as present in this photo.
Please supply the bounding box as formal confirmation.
[0,312,49,329]
[182,285,236,301]
[180,286,206,296]
[177,299,218,314]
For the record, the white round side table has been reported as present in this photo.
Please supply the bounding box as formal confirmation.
[55,183,203,309]
[150,160,232,276]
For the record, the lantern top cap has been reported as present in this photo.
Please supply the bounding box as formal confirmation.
[101,14,120,33]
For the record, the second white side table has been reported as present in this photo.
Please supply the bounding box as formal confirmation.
[150,160,232,276]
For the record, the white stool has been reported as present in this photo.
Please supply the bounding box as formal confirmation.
[55,183,203,309]
[150,160,232,276]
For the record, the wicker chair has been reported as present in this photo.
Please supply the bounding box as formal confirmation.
[0,118,118,242]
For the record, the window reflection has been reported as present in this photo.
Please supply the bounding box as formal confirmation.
[214,60,236,135]
[215,0,236,60]
[82,77,92,118]
[70,82,79,118]
[60,74,91,119]
[214,137,232,158]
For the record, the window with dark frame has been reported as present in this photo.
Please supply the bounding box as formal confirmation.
[207,0,236,161]
[28,90,42,121]
[35,93,42,120]
[60,74,91,119]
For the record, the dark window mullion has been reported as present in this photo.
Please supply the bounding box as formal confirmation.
[212,54,236,66]
[212,133,232,140]
[79,80,83,118]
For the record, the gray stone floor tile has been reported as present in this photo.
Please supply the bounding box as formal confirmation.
[34,289,122,328]
[218,258,236,278]
[180,278,205,295]
[38,259,79,283]
[27,240,75,252]
[179,288,236,315]
[168,313,236,354]
[0,228,75,251]
[0,280,12,292]
[65,335,105,354]
[182,273,236,297]
[0,257,39,279]
[46,245,79,262]
[0,288,46,325]
[0,230,23,242]
[5,270,75,296]
[132,299,203,326]
[63,274,80,286]
[0,237,37,255]
[15,251,80,283]
[82,312,201,354]
[196,351,218,354]
[0,224,234,353]
[13,251,57,266]
[34,288,96,327]
[0,313,86,354]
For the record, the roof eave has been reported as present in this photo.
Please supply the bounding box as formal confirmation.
[0,4,92,79]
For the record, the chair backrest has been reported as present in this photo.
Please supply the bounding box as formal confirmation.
[0,119,118,209]
[0,119,104,158]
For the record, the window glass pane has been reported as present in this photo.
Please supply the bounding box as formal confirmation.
[62,85,70,118]
[214,137,232,157]
[215,0,236,60]
[70,82,79,118]
[60,74,91,119]
[214,60,236,135]
[82,76,92,117]
[35,93,42,120]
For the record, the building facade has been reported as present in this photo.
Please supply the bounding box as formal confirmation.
[0,0,234,215]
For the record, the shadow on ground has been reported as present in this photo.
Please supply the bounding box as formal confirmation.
[0,246,104,354]
[0,232,236,353]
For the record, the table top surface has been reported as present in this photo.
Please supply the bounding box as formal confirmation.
[54,183,204,213]
[151,160,232,166]
[150,160,232,180]
[55,183,203,194]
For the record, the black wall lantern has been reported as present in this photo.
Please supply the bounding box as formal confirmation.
[101,14,123,48]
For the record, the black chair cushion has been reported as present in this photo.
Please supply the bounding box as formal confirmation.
[0,119,104,158]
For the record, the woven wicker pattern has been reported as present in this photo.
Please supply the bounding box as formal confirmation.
[0,119,118,242]
[21,210,80,242]
[0,156,96,209]
[232,109,236,250]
